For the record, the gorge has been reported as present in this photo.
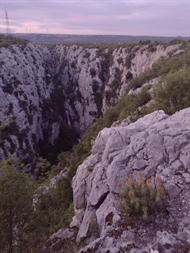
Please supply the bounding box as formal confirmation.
[0,37,181,167]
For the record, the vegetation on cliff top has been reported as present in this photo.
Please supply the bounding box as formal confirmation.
[0,34,28,48]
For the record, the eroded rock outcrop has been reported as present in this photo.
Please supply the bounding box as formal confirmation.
[45,108,190,252]
[0,41,181,166]
[0,43,55,164]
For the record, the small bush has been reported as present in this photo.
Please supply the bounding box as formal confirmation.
[120,172,164,222]
[117,57,123,65]
[84,50,90,58]
[2,83,14,94]
[153,67,190,114]
[71,60,77,69]
[88,214,99,238]
[147,43,157,52]
[128,71,151,90]
[90,68,96,78]
[126,71,133,81]
[139,40,151,45]
[92,79,99,93]
[125,55,131,69]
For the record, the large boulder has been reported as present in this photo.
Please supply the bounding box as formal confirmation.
[69,108,190,252]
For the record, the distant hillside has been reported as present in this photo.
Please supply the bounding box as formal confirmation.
[11,33,189,44]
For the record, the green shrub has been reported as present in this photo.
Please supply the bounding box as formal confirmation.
[139,40,151,45]
[153,67,190,114]
[0,34,28,48]
[169,39,187,47]
[56,151,70,170]
[0,157,39,252]
[128,70,153,90]
[104,106,119,127]
[120,172,164,222]
[0,115,12,133]
[117,86,151,121]
[35,176,73,235]
[75,141,91,159]
[136,85,151,107]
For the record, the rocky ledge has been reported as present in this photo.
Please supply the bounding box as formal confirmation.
[44,107,190,252]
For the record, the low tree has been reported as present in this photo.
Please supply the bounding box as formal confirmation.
[34,176,74,236]
[0,156,37,252]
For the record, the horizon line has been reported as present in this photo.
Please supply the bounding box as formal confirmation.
[3,33,188,38]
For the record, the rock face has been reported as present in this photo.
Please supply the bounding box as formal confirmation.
[45,108,190,252]
[0,41,180,165]
[0,43,54,165]
[0,43,77,166]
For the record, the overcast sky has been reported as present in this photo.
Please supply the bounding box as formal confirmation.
[0,0,189,37]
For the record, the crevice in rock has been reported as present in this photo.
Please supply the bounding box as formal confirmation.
[93,191,109,210]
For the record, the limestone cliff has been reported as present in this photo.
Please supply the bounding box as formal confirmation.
[44,107,190,253]
[0,40,180,166]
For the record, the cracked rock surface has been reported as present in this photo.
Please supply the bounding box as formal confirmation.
[44,108,190,252]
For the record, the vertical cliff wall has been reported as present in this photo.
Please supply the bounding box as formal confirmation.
[0,40,180,166]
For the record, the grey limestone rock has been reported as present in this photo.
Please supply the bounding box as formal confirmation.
[69,108,190,252]
[0,42,180,165]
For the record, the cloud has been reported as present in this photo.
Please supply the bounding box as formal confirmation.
[0,0,189,36]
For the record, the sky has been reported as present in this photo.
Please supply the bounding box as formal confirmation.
[0,0,189,37]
